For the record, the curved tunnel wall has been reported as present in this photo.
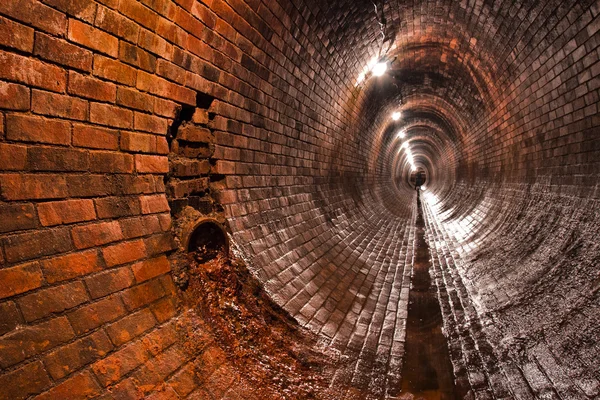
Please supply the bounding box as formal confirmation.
[0,0,598,399]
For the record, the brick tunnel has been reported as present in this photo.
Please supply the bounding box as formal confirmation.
[0,0,599,399]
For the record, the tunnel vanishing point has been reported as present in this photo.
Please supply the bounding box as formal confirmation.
[0,0,599,399]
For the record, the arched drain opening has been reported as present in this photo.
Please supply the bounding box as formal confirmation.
[184,218,229,263]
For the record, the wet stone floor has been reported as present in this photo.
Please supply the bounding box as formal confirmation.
[399,192,459,400]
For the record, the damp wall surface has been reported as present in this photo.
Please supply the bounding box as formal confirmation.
[0,0,599,399]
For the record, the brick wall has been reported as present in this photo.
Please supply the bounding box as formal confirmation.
[0,0,599,399]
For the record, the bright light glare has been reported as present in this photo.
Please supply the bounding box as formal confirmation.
[401,142,409,149]
[391,112,401,121]
[372,62,387,77]
[397,130,406,139]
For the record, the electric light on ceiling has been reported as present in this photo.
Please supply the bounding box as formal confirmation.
[391,111,401,121]
[371,62,388,77]
[401,141,409,149]
[397,130,406,139]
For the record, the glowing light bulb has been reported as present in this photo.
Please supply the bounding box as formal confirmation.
[401,142,409,149]
[397,130,405,139]
[372,62,387,77]
[391,112,401,121]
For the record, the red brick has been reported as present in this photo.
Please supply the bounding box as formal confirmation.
[68,71,117,101]
[93,54,137,86]
[92,340,150,386]
[118,0,159,31]
[119,40,158,72]
[90,102,133,128]
[95,5,139,43]
[0,143,28,171]
[31,90,88,120]
[134,112,168,134]
[27,146,89,171]
[41,249,102,283]
[71,220,124,248]
[102,239,147,267]
[41,0,97,23]
[38,199,96,226]
[0,80,30,110]
[171,159,210,177]
[18,281,89,322]
[0,316,74,368]
[0,51,66,92]
[0,16,34,52]
[3,227,72,263]
[73,124,119,149]
[117,86,154,112]
[67,295,126,334]
[141,321,178,357]
[106,308,156,346]
[150,295,178,323]
[43,330,114,379]
[0,262,43,300]
[68,19,119,57]
[138,28,172,59]
[135,154,169,173]
[120,278,166,310]
[0,173,68,201]
[84,266,135,298]
[137,70,195,105]
[131,256,171,282]
[95,196,142,219]
[0,203,36,234]
[120,214,162,239]
[140,194,170,214]
[121,131,157,153]
[157,59,186,84]
[154,97,179,118]
[68,174,114,197]
[0,361,52,400]
[0,301,22,335]
[178,125,213,142]
[34,32,93,72]
[90,151,134,173]
[0,0,67,36]
[6,114,71,145]
[36,371,102,400]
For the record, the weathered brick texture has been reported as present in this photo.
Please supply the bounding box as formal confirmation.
[0,0,598,399]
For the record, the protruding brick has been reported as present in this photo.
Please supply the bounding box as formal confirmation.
[140,194,170,214]
[17,281,89,322]
[41,249,102,283]
[6,114,71,145]
[0,316,74,368]
[0,262,44,300]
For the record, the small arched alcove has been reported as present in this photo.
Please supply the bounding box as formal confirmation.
[183,218,229,263]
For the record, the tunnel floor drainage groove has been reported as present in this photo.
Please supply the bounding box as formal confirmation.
[400,191,458,400]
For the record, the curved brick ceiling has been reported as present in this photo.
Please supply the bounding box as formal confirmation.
[0,0,598,399]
